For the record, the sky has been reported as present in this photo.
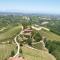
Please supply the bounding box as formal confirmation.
[0,0,60,14]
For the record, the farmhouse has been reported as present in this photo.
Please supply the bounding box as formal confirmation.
[23,28,32,36]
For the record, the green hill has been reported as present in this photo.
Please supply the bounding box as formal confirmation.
[40,29,60,41]
[0,44,16,60]
[0,25,22,42]
[0,44,56,60]
[22,45,56,60]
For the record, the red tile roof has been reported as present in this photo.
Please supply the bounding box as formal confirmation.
[8,56,24,60]
[24,28,32,33]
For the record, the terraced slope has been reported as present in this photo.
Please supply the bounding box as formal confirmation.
[22,45,56,60]
[0,25,22,42]
[40,30,60,41]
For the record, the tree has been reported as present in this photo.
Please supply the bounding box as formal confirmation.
[45,40,60,60]
[10,50,15,57]
[19,48,23,54]
[22,21,28,29]
[27,37,32,46]
[33,32,42,42]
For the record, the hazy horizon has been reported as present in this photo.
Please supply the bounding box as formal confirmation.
[0,0,60,14]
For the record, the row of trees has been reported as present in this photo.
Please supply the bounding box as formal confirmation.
[47,20,60,35]
[45,40,60,60]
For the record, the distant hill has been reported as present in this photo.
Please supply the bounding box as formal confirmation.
[0,12,60,16]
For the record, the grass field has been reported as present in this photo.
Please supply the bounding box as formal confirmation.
[0,25,22,60]
[0,25,22,42]
[22,45,56,60]
[0,44,16,60]
[40,30,60,41]
[0,44,56,60]
[0,31,57,60]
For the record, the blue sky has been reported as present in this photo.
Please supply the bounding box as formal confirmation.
[0,0,60,14]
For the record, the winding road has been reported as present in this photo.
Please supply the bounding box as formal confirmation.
[12,25,56,60]
[13,26,23,57]
[31,25,50,31]
[13,25,49,57]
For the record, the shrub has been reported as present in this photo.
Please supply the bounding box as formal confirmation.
[10,50,15,57]
[27,37,32,46]
[45,40,60,60]
[33,32,42,42]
